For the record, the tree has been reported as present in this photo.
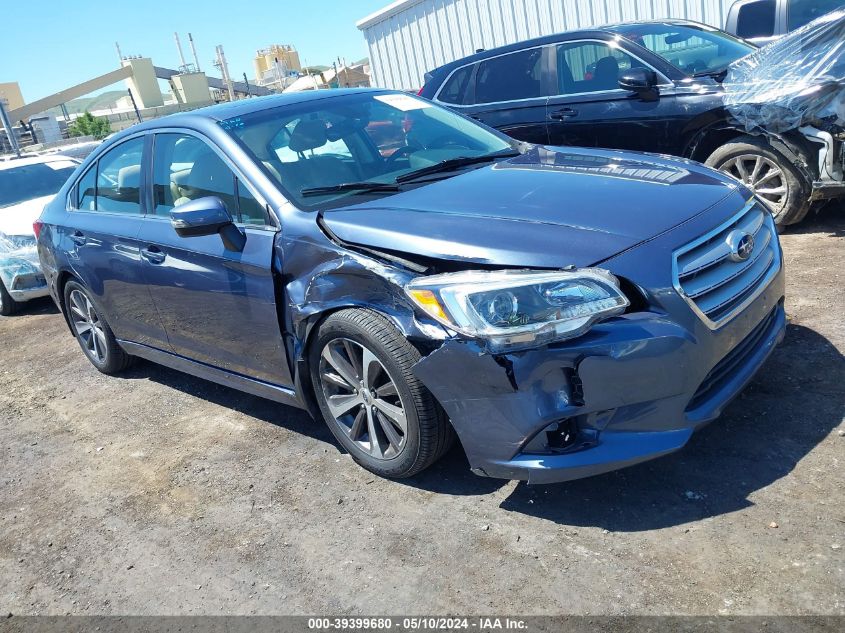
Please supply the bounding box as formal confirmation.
[67,111,111,140]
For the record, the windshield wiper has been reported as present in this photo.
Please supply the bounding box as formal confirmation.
[395,150,520,184]
[300,181,401,197]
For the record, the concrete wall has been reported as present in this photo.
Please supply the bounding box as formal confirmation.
[0,82,25,111]
[122,58,164,109]
[171,72,213,105]
[357,0,739,90]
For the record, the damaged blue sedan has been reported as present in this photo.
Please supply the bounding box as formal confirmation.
[36,89,785,483]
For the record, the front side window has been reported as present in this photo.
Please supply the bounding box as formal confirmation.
[556,42,637,94]
[152,133,269,225]
[77,137,144,214]
[223,92,514,210]
[474,48,545,104]
[788,0,843,30]
[614,23,754,74]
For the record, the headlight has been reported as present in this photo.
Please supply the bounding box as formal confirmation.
[405,268,629,351]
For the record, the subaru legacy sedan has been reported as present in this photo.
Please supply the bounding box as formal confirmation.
[36,89,785,483]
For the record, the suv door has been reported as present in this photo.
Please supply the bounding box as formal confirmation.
[545,40,687,153]
[68,134,170,348]
[137,131,291,387]
[437,46,552,145]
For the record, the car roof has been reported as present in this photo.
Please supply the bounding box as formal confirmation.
[428,19,711,76]
[0,153,79,171]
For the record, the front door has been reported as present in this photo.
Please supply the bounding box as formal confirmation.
[545,40,682,153]
[138,131,291,387]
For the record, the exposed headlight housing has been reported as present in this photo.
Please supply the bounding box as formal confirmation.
[405,268,629,351]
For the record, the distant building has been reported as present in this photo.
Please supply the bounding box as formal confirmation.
[0,81,25,111]
[254,45,302,82]
[283,63,371,93]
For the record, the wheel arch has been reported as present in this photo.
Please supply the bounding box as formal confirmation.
[55,269,82,336]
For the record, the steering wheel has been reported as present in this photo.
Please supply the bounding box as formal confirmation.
[385,145,414,164]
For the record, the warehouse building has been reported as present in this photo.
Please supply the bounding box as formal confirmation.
[357,0,741,90]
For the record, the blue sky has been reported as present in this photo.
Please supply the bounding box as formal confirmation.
[1,0,390,102]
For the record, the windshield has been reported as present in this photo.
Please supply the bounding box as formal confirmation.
[0,161,77,208]
[614,23,755,75]
[222,92,515,209]
[788,0,844,30]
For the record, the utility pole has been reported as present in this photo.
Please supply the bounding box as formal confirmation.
[174,32,188,71]
[0,100,21,158]
[215,45,235,101]
[127,89,143,123]
[188,33,201,72]
[115,41,123,64]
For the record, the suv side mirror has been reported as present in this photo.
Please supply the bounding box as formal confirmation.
[170,196,246,252]
[619,68,659,100]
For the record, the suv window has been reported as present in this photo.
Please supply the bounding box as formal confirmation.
[77,137,144,214]
[735,0,776,38]
[438,64,473,104]
[474,48,545,104]
[153,133,269,226]
[556,42,637,94]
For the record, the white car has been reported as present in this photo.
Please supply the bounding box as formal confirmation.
[0,154,79,315]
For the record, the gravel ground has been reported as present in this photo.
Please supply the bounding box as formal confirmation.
[0,204,843,616]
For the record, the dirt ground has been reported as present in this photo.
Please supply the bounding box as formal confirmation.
[0,205,843,616]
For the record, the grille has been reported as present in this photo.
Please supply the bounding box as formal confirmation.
[673,201,780,328]
[687,306,779,411]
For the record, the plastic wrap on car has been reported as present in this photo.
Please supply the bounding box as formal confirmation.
[723,9,845,134]
[0,233,40,290]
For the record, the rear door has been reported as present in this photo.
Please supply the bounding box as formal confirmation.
[137,130,291,387]
[436,46,551,145]
[545,39,683,152]
[67,134,170,348]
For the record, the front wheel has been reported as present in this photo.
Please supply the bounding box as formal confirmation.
[63,281,133,374]
[705,136,811,227]
[309,309,454,479]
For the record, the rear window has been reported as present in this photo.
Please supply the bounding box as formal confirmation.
[0,161,77,208]
[437,65,473,105]
[474,48,545,104]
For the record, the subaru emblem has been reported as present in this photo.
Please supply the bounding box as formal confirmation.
[726,230,755,262]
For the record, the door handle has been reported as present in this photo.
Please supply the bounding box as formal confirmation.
[549,107,578,120]
[140,246,166,264]
[70,231,86,246]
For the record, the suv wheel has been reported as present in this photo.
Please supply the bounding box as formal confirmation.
[310,309,454,479]
[64,281,133,374]
[705,135,811,227]
[0,278,21,316]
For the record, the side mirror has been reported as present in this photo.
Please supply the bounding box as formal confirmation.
[619,68,659,100]
[170,196,246,252]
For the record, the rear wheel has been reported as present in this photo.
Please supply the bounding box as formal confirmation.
[310,309,453,479]
[705,136,811,227]
[0,278,21,316]
[63,281,133,374]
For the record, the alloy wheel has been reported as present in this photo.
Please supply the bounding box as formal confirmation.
[318,337,408,460]
[69,289,108,364]
[718,154,787,214]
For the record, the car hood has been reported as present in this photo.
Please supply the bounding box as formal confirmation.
[321,146,739,269]
[0,195,53,238]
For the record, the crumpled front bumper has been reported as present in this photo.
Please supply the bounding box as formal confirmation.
[0,254,49,303]
[413,199,786,483]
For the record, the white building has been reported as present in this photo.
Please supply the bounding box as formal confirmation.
[357,0,741,90]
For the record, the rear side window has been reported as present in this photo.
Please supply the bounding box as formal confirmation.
[474,48,545,104]
[153,133,269,226]
[76,137,144,214]
[437,65,473,105]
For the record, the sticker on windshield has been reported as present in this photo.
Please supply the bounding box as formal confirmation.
[45,161,77,171]
[374,94,432,111]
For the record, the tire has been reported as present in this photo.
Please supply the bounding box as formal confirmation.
[63,280,133,374]
[0,278,21,316]
[705,135,811,227]
[309,308,454,479]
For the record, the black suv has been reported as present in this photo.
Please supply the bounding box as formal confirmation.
[419,19,845,226]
